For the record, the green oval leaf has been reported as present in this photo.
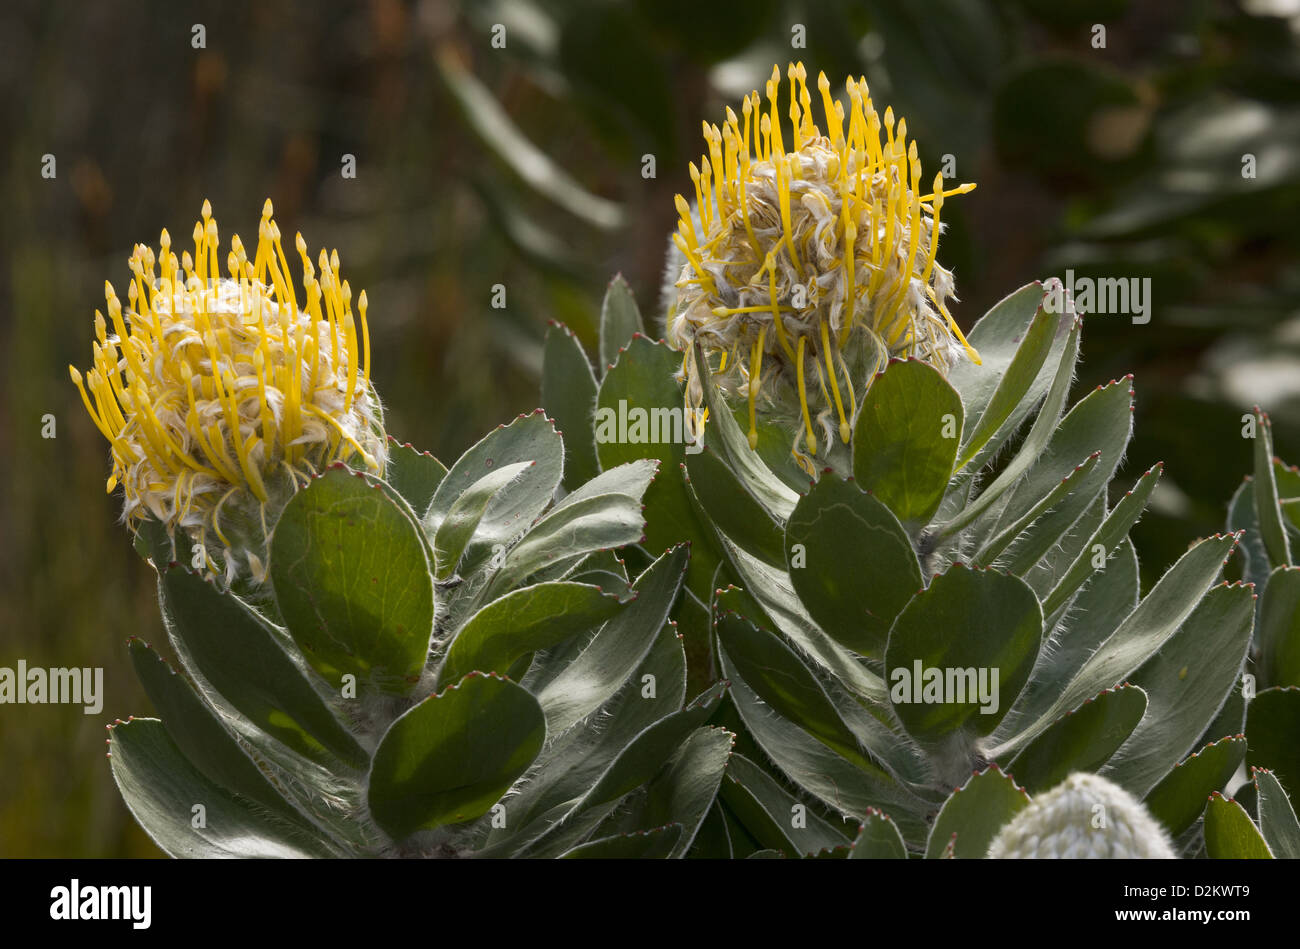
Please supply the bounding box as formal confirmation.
[368,672,545,838]
[108,718,335,858]
[597,335,719,596]
[992,531,1239,758]
[886,565,1042,741]
[987,376,1135,575]
[542,321,600,488]
[1254,767,1300,859]
[685,445,785,566]
[521,679,729,857]
[847,809,908,859]
[128,639,302,819]
[955,297,1061,472]
[925,766,1030,858]
[1042,462,1162,619]
[599,274,646,374]
[852,358,963,525]
[560,823,682,858]
[1246,686,1300,796]
[1259,567,1300,689]
[383,440,446,517]
[1204,793,1273,858]
[719,754,849,858]
[490,491,647,594]
[785,475,923,658]
[1253,409,1292,567]
[440,581,628,686]
[946,282,1049,430]
[1102,583,1255,796]
[160,568,367,767]
[1144,736,1246,838]
[721,667,923,840]
[271,466,434,693]
[425,410,565,560]
[433,461,532,578]
[535,544,688,735]
[1006,684,1147,794]
[716,612,875,773]
[720,541,894,708]
[590,725,735,858]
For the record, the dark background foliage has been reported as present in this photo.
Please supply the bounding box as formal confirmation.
[1,0,1297,856]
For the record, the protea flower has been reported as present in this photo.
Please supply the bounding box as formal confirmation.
[987,773,1177,859]
[665,62,980,474]
[70,199,386,583]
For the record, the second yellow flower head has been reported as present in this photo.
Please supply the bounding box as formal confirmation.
[667,63,980,472]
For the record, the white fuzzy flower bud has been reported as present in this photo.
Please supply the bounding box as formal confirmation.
[988,772,1177,859]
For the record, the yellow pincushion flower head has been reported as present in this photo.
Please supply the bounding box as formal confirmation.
[70,199,387,584]
[666,63,981,475]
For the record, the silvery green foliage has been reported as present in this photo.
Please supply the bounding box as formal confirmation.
[544,275,1300,859]
[109,414,733,858]
[113,271,1300,861]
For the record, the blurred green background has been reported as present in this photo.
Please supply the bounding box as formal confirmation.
[2,0,1299,856]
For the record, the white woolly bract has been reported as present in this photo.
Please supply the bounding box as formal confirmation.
[987,772,1176,859]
